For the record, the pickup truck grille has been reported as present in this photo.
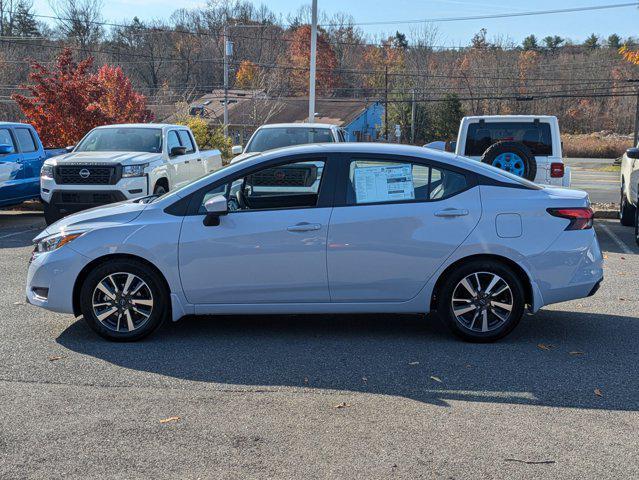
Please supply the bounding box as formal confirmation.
[54,164,120,185]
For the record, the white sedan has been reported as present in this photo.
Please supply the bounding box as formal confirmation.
[26,144,603,342]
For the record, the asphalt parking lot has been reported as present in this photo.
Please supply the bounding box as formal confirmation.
[0,210,637,479]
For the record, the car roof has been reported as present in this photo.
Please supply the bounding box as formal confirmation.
[462,115,557,122]
[255,123,337,130]
[0,121,33,127]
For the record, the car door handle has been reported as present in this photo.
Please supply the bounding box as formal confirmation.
[184,160,190,164]
[434,208,469,217]
[287,223,322,232]
[197,158,202,162]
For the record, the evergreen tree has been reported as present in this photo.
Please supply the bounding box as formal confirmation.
[583,34,600,49]
[432,94,464,140]
[606,33,621,50]
[522,34,539,51]
[542,35,564,51]
[13,1,39,37]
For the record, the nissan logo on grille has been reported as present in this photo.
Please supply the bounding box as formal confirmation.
[79,168,91,179]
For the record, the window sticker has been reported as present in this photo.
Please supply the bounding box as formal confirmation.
[353,164,415,204]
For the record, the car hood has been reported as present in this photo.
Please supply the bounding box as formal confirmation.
[230,152,260,164]
[34,200,149,241]
[45,151,162,165]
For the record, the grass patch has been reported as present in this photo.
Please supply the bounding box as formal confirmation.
[563,133,631,159]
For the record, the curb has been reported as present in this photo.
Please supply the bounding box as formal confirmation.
[593,210,618,219]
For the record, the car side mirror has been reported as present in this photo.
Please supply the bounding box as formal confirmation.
[170,146,187,157]
[626,147,639,159]
[231,145,243,156]
[0,144,14,155]
[203,194,228,226]
[65,145,75,153]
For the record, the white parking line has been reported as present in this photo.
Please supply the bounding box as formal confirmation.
[599,223,633,255]
[0,227,39,240]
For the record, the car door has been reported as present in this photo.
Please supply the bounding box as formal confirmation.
[13,127,43,199]
[178,156,335,305]
[177,129,204,179]
[327,154,481,302]
[166,129,190,187]
[0,128,24,205]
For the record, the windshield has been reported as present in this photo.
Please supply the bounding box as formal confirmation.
[464,122,553,156]
[245,127,334,153]
[76,128,163,153]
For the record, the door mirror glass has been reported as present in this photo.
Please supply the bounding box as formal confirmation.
[231,145,243,155]
[0,144,14,154]
[626,147,639,159]
[170,146,187,157]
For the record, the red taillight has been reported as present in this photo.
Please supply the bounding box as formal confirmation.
[550,163,564,178]
[547,207,594,230]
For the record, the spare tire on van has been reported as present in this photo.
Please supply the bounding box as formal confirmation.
[480,141,537,182]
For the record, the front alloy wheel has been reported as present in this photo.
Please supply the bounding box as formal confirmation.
[438,260,525,342]
[80,259,168,341]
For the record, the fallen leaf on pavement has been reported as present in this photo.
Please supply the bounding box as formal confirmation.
[569,351,585,356]
[303,377,308,384]
[537,343,554,351]
[48,355,63,361]
[13,301,23,306]
[430,376,442,383]
[602,254,608,259]
[594,388,603,397]
[621,256,626,260]
[159,416,180,424]
[408,361,419,365]
[333,402,351,409]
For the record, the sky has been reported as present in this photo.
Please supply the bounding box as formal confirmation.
[31,0,639,47]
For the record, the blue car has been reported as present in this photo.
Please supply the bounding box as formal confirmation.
[0,122,66,208]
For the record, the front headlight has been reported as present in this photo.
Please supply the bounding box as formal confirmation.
[122,164,148,178]
[33,232,85,256]
[41,164,54,178]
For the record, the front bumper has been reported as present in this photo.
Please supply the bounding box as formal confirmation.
[26,245,90,314]
[41,176,149,214]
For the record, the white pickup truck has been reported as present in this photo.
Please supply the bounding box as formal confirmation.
[427,115,570,187]
[619,144,639,242]
[40,124,222,224]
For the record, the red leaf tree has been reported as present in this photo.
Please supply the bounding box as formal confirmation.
[13,48,153,148]
[286,25,337,95]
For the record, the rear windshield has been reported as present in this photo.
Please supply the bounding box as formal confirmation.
[245,127,334,153]
[464,121,553,156]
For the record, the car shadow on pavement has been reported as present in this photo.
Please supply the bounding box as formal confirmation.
[56,309,639,411]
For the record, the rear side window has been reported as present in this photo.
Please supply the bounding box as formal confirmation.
[347,159,467,205]
[465,122,552,156]
[14,128,37,152]
[0,129,15,150]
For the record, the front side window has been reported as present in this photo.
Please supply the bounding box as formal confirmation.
[200,159,326,213]
[0,129,15,151]
[464,121,553,156]
[14,128,37,152]
[177,130,195,153]
[167,131,181,155]
[76,128,162,153]
[245,127,334,153]
[348,159,467,205]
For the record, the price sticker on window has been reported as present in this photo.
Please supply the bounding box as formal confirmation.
[353,164,414,204]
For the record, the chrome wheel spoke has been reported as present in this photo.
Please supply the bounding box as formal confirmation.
[491,300,513,312]
[460,278,477,297]
[96,307,117,321]
[122,274,134,295]
[491,285,509,298]
[481,309,489,332]
[96,282,116,300]
[131,298,153,307]
[125,309,135,332]
[453,304,477,316]
[485,275,500,294]
[491,307,509,323]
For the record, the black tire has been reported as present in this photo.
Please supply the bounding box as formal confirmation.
[153,182,168,195]
[619,185,636,226]
[481,141,537,182]
[437,260,525,343]
[43,202,62,225]
[80,259,168,341]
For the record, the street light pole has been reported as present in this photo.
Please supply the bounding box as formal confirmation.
[308,0,318,123]
[223,24,230,138]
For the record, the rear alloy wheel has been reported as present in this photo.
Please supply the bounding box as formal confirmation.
[437,261,525,342]
[80,259,168,341]
[153,183,167,195]
[620,186,636,226]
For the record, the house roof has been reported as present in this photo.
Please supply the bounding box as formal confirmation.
[186,90,379,128]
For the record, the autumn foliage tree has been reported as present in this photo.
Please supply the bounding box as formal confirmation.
[13,48,152,147]
[235,60,259,89]
[286,25,337,95]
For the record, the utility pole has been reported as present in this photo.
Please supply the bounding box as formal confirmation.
[384,65,388,141]
[308,0,318,123]
[223,24,232,138]
[410,88,416,144]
